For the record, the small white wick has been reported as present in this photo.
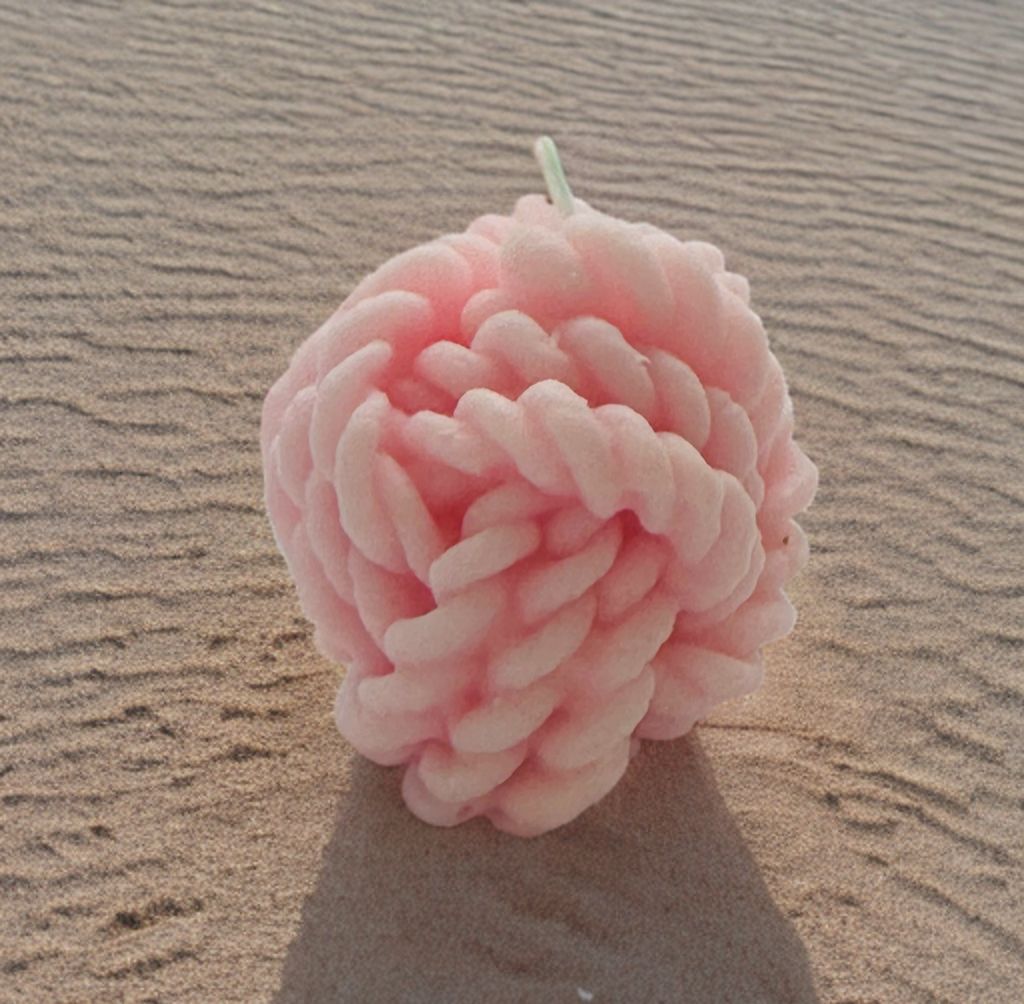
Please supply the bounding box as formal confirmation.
[533,136,575,216]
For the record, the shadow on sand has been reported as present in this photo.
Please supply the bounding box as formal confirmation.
[274,736,819,1003]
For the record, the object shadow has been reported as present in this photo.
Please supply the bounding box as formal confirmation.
[274,737,820,1003]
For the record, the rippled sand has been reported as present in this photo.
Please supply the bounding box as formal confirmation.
[2,2,1021,1001]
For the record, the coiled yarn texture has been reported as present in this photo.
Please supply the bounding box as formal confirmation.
[261,194,818,836]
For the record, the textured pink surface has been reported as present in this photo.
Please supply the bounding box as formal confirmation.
[261,194,817,836]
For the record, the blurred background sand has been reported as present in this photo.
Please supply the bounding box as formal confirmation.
[1,2,1021,1001]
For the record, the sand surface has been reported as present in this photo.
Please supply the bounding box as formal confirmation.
[2,2,1022,1001]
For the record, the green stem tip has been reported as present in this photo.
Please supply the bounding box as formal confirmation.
[533,136,575,216]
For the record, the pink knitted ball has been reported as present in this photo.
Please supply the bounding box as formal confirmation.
[262,150,817,837]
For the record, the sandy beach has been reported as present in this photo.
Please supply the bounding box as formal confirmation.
[2,1,1022,1000]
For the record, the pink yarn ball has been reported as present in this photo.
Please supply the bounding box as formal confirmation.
[261,189,817,837]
